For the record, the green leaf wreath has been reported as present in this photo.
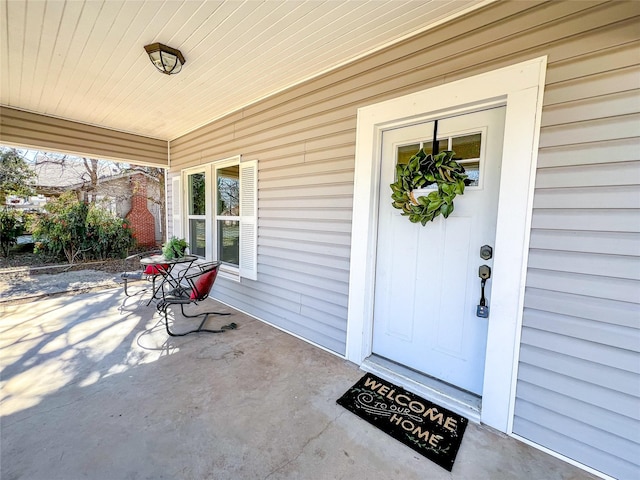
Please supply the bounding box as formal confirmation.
[390,149,469,225]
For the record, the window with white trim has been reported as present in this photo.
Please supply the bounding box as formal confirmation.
[186,169,206,257]
[216,163,240,267]
[175,156,257,281]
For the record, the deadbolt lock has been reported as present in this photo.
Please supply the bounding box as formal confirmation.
[480,244,493,260]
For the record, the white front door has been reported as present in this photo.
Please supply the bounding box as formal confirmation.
[371,106,506,396]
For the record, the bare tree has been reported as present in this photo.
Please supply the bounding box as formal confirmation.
[34,151,124,202]
[13,149,167,241]
[81,157,100,202]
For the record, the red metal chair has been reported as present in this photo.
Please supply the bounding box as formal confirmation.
[156,261,237,336]
[117,250,168,302]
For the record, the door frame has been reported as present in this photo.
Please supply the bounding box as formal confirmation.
[345,57,547,432]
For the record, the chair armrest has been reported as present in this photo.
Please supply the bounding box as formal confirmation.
[196,261,222,272]
[120,271,145,281]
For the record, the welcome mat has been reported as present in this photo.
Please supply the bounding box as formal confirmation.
[337,373,468,471]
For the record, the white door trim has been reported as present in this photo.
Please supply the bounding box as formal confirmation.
[345,57,547,432]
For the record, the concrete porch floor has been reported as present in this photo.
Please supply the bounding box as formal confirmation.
[1,288,596,480]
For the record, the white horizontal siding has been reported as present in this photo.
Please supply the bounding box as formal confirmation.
[522,327,638,373]
[259,226,350,246]
[259,183,355,199]
[529,230,640,256]
[526,268,638,304]
[531,209,639,232]
[513,3,640,478]
[517,386,639,455]
[535,161,640,189]
[213,280,346,354]
[539,113,640,148]
[525,288,638,330]
[523,308,639,352]
[259,217,352,234]
[168,4,639,477]
[0,106,168,166]
[519,345,638,398]
[537,137,639,168]
[542,67,640,108]
[528,249,640,280]
[513,402,640,480]
[517,363,639,419]
[533,185,640,209]
[542,89,640,126]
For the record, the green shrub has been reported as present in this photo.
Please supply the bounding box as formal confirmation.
[0,208,24,257]
[85,206,134,260]
[33,192,134,263]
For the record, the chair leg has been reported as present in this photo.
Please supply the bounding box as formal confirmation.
[146,276,158,306]
[123,278,145,297]
[179,302,231,319]
[123,279,133,297]
[159,302,236,337]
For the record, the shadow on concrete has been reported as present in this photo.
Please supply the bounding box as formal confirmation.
[0,289,598,480]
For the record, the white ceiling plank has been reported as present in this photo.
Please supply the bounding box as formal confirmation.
[80,0,191,124]
[200,2,297,62]
[87,1,199,126]
[195,1,326,92]
[76,2,149,123]
[38,1,102,117]
[113,1,270,133]
[5,0,26,107]
[270,1,434,70]
[0,0,488,140]
[19,0,46,111]
[232,2,388,84]
[167,0,231,52]
[27,0,66,109]
[52,0,125,116]
[0,0,11,105]
[95,0,243,132]
[137,1,350,131]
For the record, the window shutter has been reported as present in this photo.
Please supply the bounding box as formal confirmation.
[239,160,257,280]
[171,175,182,238]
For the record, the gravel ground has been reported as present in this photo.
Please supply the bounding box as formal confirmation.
[0,269,120,304]
[0,254,130,304]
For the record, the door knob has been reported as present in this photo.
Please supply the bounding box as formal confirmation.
[478,264,491,280]
[477,264,491,318]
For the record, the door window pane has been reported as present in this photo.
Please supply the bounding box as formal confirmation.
[188,173,206,216]
[217,166,239,216]
[189,219,206,257]
[218,220,239,266]
[460,161,480,186]
[422,138,448,157]
[452,134,481,187]
[451,134,481,159]
[397,144,420,165]
[396,139,450,166]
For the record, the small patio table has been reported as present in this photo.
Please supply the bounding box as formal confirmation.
[139,254,198,302]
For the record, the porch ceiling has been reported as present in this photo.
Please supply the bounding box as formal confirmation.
[1,0,487,142]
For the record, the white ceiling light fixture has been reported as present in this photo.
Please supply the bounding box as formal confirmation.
[144,43,185,75]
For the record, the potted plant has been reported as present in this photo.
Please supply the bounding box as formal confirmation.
[162,236,189,259]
